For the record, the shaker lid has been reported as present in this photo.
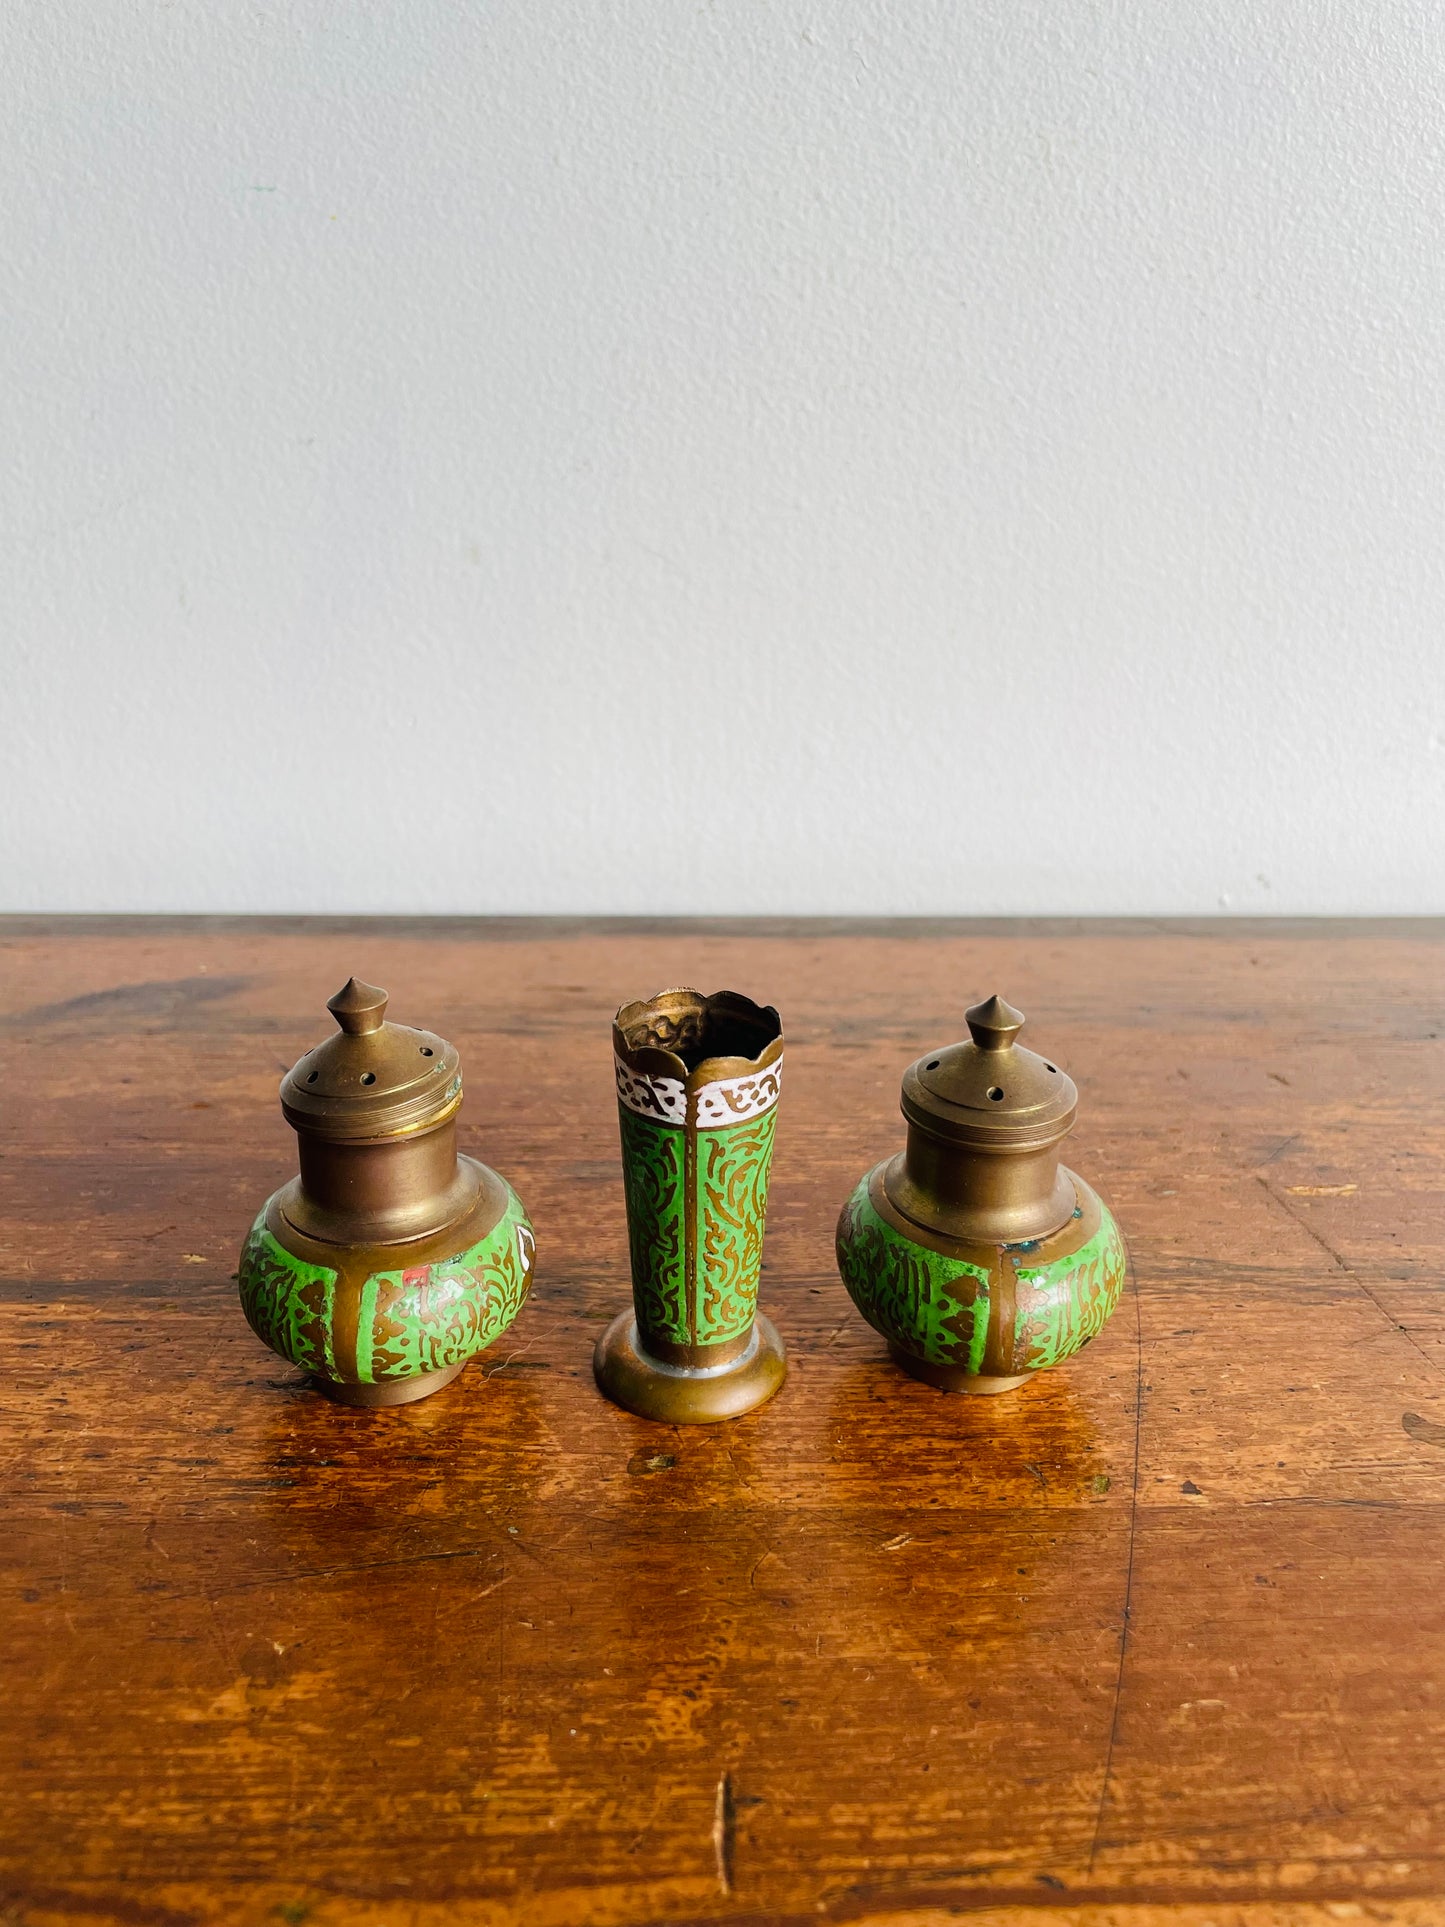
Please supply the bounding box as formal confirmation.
[279,978,462,1142]
[900,994,1077,1151]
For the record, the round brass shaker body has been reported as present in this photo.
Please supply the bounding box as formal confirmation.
[595,987,786,1423]
[237,978,535,1406]
[836,995,1127,1393]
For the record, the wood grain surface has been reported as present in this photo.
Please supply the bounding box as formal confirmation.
[2,918,1444,1927]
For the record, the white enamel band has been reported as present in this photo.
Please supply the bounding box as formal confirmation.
[614,1053,783,1128]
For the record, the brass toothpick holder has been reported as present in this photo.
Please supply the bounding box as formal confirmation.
[595,988,786,1423]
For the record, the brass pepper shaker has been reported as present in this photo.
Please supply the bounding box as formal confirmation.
[836,994,1126,1393]
[237,978,535,1407]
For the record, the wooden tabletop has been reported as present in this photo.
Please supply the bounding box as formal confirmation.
[3,918,1444,1927]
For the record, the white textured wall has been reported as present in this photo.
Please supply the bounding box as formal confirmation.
[5,2,1445,914]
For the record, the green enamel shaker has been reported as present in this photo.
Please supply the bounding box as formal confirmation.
[836,995,1126,1393]
[237,978,535,1406]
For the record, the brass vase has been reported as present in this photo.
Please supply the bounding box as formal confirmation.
[836,994,1126,1393]
[594,988,786,1423]
[237,978,535,1407]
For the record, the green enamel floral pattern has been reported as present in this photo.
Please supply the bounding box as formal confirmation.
[237,1185,534,1385]
[835,1176,991,1371]
[355,1186,534,1383]
[239,1216,338,1377]
[1012,1203,1126,1372]
[836,1172,1127,1377]
[696,1106,776,1344]
[617,1105,777,1351]
[618,1106,686,1341]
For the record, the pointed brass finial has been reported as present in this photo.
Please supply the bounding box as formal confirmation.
[326,977,389,1035]
[965,993,1025,1052]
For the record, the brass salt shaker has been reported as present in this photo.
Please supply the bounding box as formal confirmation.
[836,994,1126,1392]
[237,978,535,1406]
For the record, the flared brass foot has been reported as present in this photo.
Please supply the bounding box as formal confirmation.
[594,1312,786,1424]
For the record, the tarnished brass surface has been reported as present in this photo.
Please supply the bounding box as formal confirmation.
[890,993,1080,1245]
[280,976,463,1143]
[278,979,480,1247]
[267,1155,513,1292]
[593,1311,787,1424]
[613,987,783,1083]
[285,1120,481,1247]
